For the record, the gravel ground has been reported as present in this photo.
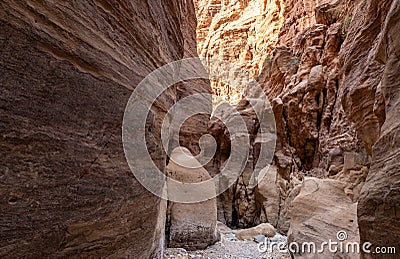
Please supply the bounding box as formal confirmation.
[164,223,291,259]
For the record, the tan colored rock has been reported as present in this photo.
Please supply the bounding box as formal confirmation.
[296,47,321,83]
[356,0,400,254]
[255,0,370,180]
[216,221,233,234]
[295,24,327,54]
[198,0,368,202]
[315,0,342,26]
[256,166,281,227]
[199,0,400,253]
[256,165,302,234]
[280,64,325,169]
[260,0,372,179]
[276,0,317,47]
[235,223,276,241]
[205,6,340,227]
[258,46,298,100]
[328,153,368,202]
[288,178,360,258]
[166,148,219,250]
[339,1,389,156]
[207,96,276,228]
[315,0,358,27]
[194,0,285,105]
[276,183,301,233]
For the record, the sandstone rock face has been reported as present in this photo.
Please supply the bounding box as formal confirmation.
[272,0,400,254]
[256,166,302,234]
[203,0,363,231]
[0,0,206,257]
[235,223,276,241]
[207,90,276,229]
[178,0,213,155]
[199,0,399,255]
[194,0,342,105]
[166,148,219,250]
[202,1,400,250]
[208,101,262,228]
[255,1,378,237]
[204,1,361,232]
[194,0,285,105]
[288,178,360,258]
[275,0,317,47]
[256,166,280,227]
[354,0,400,254]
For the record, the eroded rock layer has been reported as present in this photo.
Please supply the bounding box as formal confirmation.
[204,0,400,252]
[288,178,360,258]
[206,0,362,230]
[356,0,400,253]
[194,0,286,105]
[0,0,211,257]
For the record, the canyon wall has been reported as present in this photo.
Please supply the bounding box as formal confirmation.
[201,0,400,252]
[354,0,400,253]
[195,0,286,105]
[1,0,399,256]
[203,0,363,230]
[0,0,209,257]
[178,0,213,155]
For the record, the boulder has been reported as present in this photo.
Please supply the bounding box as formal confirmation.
[166,147,219,250]
[256,166,280,227]
[276,183,302,234]
[235,223,276,241]
[288,178,359,258]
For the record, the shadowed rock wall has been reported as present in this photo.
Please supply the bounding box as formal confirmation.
[0,0,207,257]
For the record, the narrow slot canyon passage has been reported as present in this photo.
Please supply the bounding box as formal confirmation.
[1,0,399,258]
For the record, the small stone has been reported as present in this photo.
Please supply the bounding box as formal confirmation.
[253,234,266,243]
[269,233,287,243]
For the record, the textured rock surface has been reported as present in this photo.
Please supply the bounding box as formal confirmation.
[204,0,355,230]
[166,148,219,250]
[256,166,280,227]
[288,178,360,258]
[208,101,262,228]
[2,0,399,256]
[177,0,213,155]
[256,165,301,234]
[202,1,400,249]
[194,0,285,105]
[354,0,400,254]
[0,0,206,257]
[235,223,276,241]
[207,89,276,228]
